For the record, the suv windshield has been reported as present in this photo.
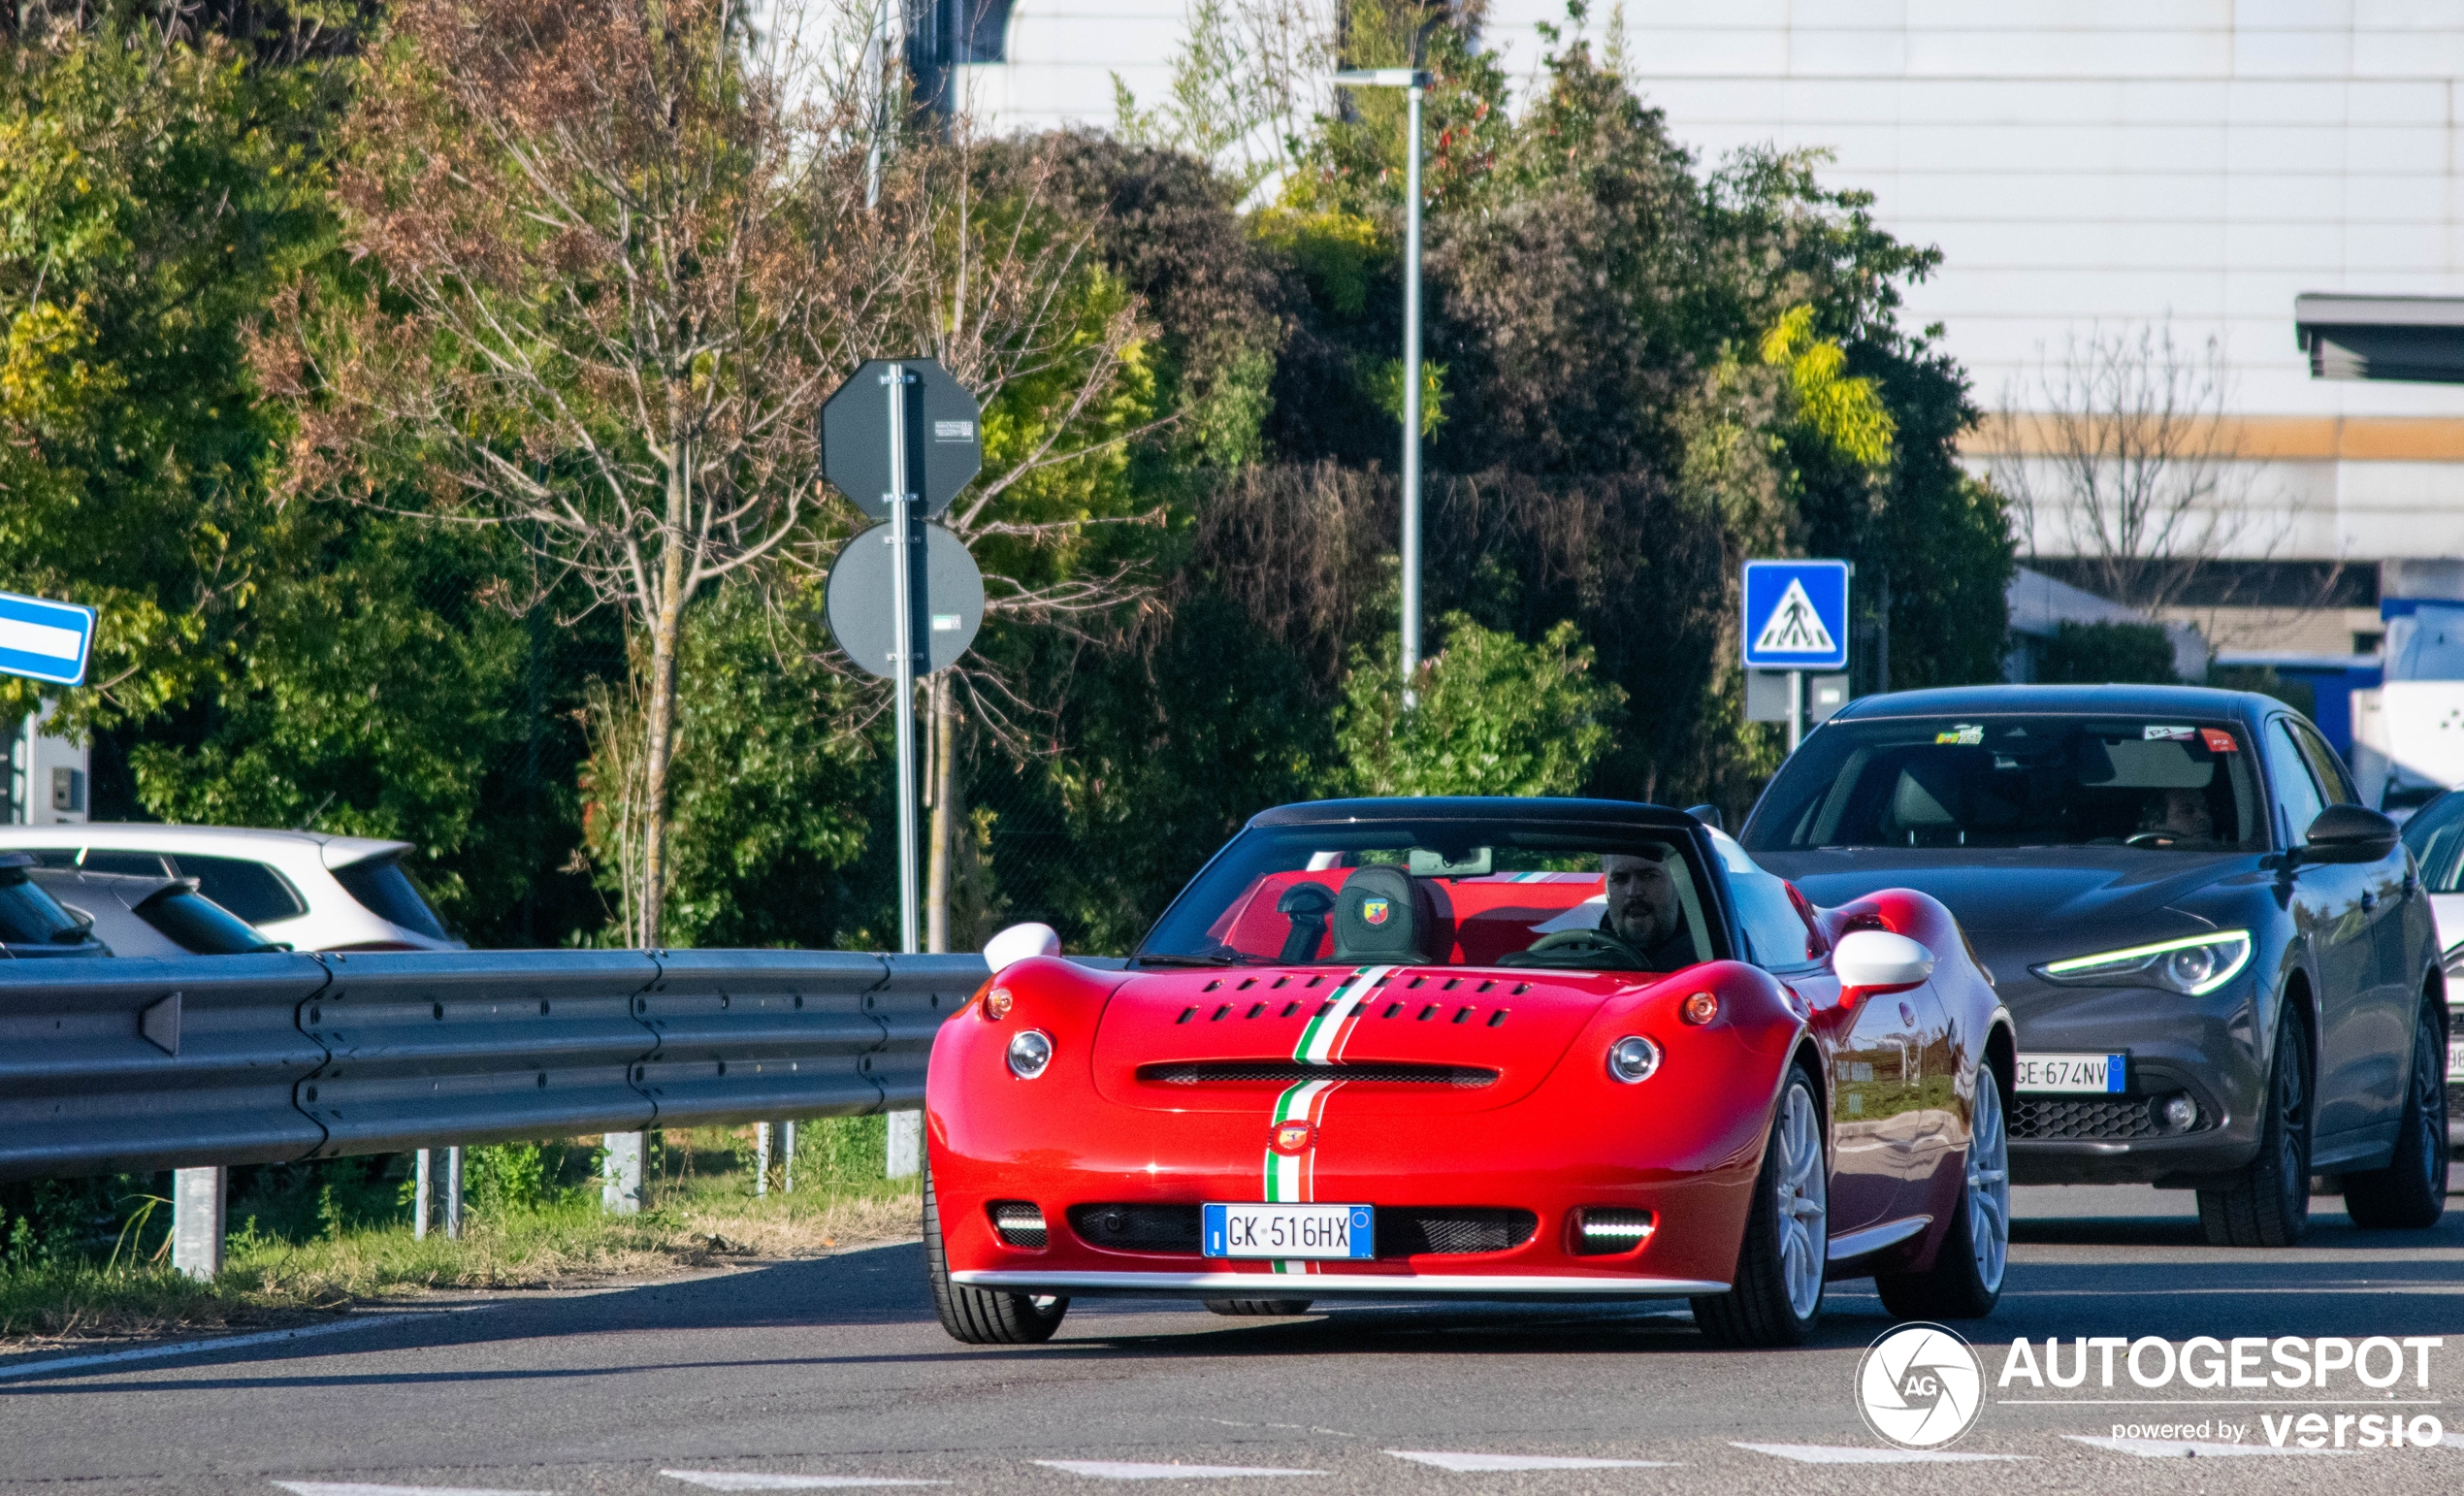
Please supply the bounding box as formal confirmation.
[1138,819,1725,973]
[1745,715,2266,853]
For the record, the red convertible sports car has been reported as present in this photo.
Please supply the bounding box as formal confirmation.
[924,797,2014,1348]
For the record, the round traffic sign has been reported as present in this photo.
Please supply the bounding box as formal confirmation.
[825,522,985,678]
[819,358,984,522]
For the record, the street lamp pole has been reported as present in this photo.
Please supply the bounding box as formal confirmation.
[1334,67,1433,705]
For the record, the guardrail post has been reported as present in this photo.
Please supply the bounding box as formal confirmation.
[602,1131,645,1215]
[413,1149,432,1239]
[444,1146,464,1240]
[887,1110,921,1178]
[781,1121,796,1193]
[754,1122,772,1198]
[171,1166,225,1280]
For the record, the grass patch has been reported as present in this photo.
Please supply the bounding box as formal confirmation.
[0,1121,921,1348]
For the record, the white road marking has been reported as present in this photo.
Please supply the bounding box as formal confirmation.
[0,1309,490,1382]
[662,1475,948,1489]
[1033,1462,1324,1480]
[1387,1451,1680,1471]
[2067,1436,2351,1458]
[1734,1444,2028,1464]
[274,1484,552,1496]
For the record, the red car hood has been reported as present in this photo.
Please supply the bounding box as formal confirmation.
[1089,963,1667,1114]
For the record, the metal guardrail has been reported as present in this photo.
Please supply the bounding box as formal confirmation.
[0,948,1001,1183]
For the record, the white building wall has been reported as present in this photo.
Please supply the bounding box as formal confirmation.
[970,0,2464,563]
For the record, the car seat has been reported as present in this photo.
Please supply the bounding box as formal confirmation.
[1332,864,1435,963]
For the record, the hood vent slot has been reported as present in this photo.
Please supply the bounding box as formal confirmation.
[1138,1060,1498,1088]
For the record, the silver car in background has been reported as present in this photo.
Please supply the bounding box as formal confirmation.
[0,825,463,952]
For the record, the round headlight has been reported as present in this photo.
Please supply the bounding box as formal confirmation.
[2162,944,2218,992]
[1006,1028,1054,1079]
[1606,1035,1661,1085]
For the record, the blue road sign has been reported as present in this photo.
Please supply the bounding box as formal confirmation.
[0,591,96,687]
[1741,560,1849,670]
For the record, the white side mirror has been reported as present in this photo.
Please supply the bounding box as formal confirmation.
[984,922,1060,974]
[1832,929,1935,991]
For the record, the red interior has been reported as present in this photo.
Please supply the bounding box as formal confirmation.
[1206,869,1605,967]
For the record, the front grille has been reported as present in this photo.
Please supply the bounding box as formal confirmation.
[1139,1060,1498,1088]
[1384,1207,1539,1255]
[1071,1203,1202,1252]
[1067,1203,1537,1256]
[2014,1097,2182,1141]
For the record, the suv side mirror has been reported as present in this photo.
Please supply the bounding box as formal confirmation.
[2302,804,2400,864]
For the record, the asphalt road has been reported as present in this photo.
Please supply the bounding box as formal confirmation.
[8,1186,2464,1495]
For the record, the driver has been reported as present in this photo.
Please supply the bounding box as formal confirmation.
[2138,787,2215,843]
[1601,848,1696,971]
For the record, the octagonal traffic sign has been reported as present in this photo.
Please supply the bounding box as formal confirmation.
[825,520,985,678]
[819,358,983,521]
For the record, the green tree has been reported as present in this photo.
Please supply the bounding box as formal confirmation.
[0,13,336,731]
[1335,613,1625,797]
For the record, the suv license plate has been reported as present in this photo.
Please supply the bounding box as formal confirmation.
[1203,1203,1374,1259]
[2017,1053,2126,1093]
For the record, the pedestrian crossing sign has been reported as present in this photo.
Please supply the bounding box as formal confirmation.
[1741,560,1850,670]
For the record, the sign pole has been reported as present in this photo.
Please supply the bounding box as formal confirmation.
[1786,669,1803,754]
[886,364,921,956]
[1400,77,1425,709]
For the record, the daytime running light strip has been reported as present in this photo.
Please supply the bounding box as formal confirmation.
[2041,929,2252,994]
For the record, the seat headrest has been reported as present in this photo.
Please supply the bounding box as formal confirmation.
[1892,747,1989,829]
[1333,863,1434,964]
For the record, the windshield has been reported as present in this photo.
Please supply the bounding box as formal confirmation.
[0,865,84,945]
[1138,818,1725,973]
[2402,791,2464,894]
[138,888,281,955]
[1744,715,2266,853]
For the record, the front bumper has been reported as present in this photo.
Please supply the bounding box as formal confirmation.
[952,1268,1729,1298]
[2000,973,2268,1186]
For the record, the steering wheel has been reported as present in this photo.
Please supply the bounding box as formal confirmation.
[1496,927,1650,972]
[2124,831,2178,848]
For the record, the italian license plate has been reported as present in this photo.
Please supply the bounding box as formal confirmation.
[1203,1202,1375,1259]
[2017,1053,2126,1093]
[2448,1038,2462,1079]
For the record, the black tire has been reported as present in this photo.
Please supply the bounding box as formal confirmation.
[924,1166,1069,1345]
[2344,1001,2449,1229]
[1875,1064,2009,1321]
[1693,1063,1827,1349]
[2198,1005,2315,1248]
[1203,1298,1315,1316]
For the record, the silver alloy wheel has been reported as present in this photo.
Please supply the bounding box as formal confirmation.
[1773,1082,1829,1318]
[1968,1069,2011,1292]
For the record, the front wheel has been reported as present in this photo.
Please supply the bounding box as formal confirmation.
[924,1166,1069,1345]
[1694,1063,1828,1348]
[1875,1063,2009,1320]
[2344,1001,2448,1229]
[2198,1005,2314,1248]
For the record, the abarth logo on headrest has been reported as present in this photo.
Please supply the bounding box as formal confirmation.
[1272,1122,1314,1154]
[1362,898,1391,926]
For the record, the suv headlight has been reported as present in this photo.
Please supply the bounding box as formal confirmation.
[2032,930,2252,996]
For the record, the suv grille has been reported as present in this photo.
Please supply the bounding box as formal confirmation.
[1139,1061,1498,1087]
[1067,1203,1537,1256]
[2015,1097,2169,1141]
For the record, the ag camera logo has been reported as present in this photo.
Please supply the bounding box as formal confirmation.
[1858,1323,1984,1449]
